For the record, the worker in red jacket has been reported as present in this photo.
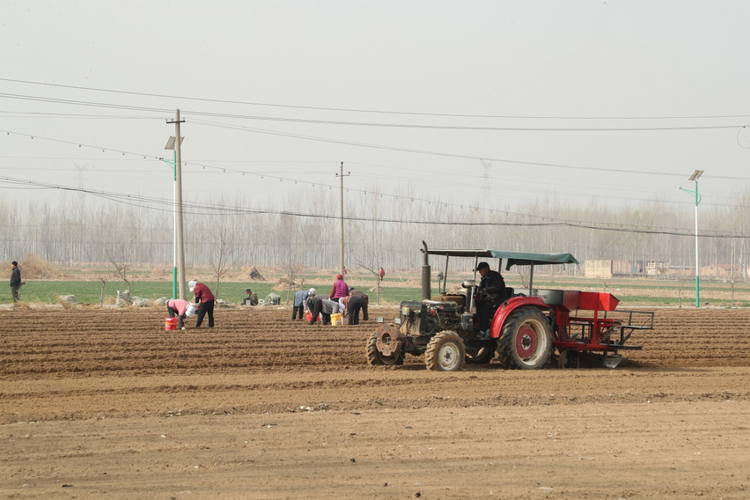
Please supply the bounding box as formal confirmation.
[188,280,215,328]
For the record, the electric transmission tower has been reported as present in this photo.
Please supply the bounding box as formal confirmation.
[73,163,88,190]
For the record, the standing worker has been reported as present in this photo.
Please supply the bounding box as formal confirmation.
[166,298,195,330]
[292,288,313,320]
[189,280,215,328]
[379,267,385,281]
[10,261,23,302]
[329,274,348,301]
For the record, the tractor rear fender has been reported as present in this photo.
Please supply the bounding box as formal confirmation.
[489,296,549,339]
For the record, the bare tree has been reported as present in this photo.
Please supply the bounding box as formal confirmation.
[356,258,382,303]
[282,262,306,304]
[105,245,134,293]
[208,226,240,299]
[99,277,107,307]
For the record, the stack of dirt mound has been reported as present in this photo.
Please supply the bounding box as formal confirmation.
[248,267,265,281]
[20,255,60,279]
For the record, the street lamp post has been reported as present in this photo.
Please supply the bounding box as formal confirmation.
[680,169,703,308]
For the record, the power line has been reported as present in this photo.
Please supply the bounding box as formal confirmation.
[2,128,749,220]
[192,120,750,180]
[1,91,748,132]
[1,175,748,239]
[3,77,749,121]
[5,130,746,222]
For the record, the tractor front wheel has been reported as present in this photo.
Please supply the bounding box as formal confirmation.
[366,330,404,366]
[497,307,552,370]
[425,331,465,371]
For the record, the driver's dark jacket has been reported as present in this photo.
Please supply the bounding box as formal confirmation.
[480,270,508,305]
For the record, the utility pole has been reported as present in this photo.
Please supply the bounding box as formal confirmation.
[336,162,350,276]
[480,159,492,247]
[167,110,187,300]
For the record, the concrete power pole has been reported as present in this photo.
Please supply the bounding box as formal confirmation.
[336,162,350,276]
[480,159,492,247]
[167,110,187,300]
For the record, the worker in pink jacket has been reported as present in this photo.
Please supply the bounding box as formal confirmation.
[328,274,349,301]
[166,298,195,330]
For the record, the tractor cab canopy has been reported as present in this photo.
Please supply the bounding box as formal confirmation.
[424,245,579,296]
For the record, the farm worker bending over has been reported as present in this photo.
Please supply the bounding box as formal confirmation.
[350,288,369,321]
[166,298,195,330]
[329,274,348,301]
[476,261,509,336]
[341,287,368,325]
[189,280,215,328]
[306,294,338,325]
[292,288,313,320]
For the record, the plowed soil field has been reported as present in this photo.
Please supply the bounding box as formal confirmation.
[2,306,750,499]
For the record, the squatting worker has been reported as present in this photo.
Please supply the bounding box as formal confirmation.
[189,280,215,328]
[167,298,195,330]
[292,288,314,320]
[243,288,258,306]
[329,274,348,301]
[476,261,509,336]
[10,261,23,302]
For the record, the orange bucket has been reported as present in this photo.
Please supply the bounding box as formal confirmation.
[165,317,178,331]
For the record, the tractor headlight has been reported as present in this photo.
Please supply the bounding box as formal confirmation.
[401,305,411,317]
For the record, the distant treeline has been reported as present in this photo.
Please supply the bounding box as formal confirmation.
[1,185,749,281]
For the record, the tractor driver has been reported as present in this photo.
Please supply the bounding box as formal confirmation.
[476,261,509,336]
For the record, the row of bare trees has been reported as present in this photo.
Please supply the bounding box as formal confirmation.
[1,184,749,281]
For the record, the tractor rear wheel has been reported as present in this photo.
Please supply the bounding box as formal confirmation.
[366,331,404,366]
[465,340,496,364]
[497,307,552,370]
[425,331,465,371]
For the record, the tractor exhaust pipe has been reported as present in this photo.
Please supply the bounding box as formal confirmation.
[421,241,431,301]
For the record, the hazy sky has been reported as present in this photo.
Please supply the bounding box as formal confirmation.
[1,1,749,218]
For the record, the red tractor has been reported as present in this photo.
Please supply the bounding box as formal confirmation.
[367,242,653,371]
